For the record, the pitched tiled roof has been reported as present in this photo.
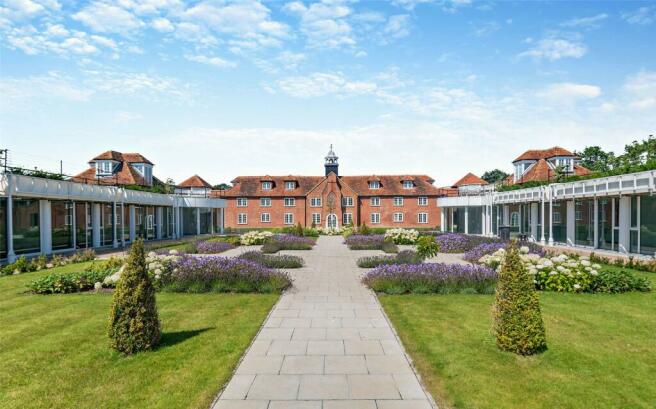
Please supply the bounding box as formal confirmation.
[222,174,445,197]
[452,172,488,188]
[512,159,593,184]
[92,151,153,165]
[72,162,147,185]
[340,175,443,196]
[513,146,576,162]
[222,176,326,197]
[178,174,212,188]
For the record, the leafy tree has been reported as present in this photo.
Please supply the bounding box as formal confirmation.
[614,135,656,171]
[108,239,161,355]
[416,236,439,260]
[493,243,547,355]
[575,146,615,172]
[212,183,232,190]
[481,169,510,184]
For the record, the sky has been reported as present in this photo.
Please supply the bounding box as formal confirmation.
[1,0,655,187]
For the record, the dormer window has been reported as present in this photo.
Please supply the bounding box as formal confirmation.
[402,180,414,189]
[262,181,272,190]
[284,181,296,190]
[369,181,380,189]
[96,161,114,175]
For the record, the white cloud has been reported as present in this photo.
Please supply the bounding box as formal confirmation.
[151,17,174,32]
[622,6,655,25]
[624,70,656,109]
[284,0,355,48]
[185,54,236,68]
[472,21,500,37]
[275,72,377,98]
[3,25,120,56]
[0,72,92,108]
[115,110,143,121]
[538,83,602,103]
[72,2,144,34]
[518,37,587,61]
[384,14,411,39]
[561,13,608,29]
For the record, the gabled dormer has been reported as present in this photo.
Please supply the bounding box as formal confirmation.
[95,159,118,176]
[402,179,415,189]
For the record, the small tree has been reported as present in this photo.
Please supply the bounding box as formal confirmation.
[108,238,161,355]
[416,235,439,260]
[493,243,547,355]
[359,222,370,235]
[295,222,304,237]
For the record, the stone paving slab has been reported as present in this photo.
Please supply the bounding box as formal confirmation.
[212,235,436,408]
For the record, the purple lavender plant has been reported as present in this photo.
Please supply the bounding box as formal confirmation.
[165,255,291,293]
[362,262,497,294]
[196,240,235,254]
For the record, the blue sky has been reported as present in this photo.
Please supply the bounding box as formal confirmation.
[1,0,655,186]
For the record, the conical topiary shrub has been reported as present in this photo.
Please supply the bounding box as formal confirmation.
[493,242,547,355]
[108,238,161,355]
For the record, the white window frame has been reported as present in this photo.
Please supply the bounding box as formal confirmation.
[343,213,353,225]
[403,180,414,189]
[370,213,381,224]
[371,197,381,207]
[261,213,270,223]
[237,213,247,225]
[418,196,428,206]
[236,198,248,207]
[393,212,404,222]
[284,197,296,207]
[260,197,271,207]
[312,213,321,225]
[418,212,428,224]
[310,197,322,207]
[284,213,294,225]
[369,181,380,189]
[284,181,296,190]
[342,197,354,207]
[262,181,272,190]
[393,196,404,206]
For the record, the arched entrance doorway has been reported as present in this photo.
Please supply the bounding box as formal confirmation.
[326,214,338,229]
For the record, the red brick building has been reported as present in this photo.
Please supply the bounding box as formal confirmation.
[220,146,448,229]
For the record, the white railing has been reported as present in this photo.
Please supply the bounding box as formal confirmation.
[441,170,656,208]
[1,173,225,208]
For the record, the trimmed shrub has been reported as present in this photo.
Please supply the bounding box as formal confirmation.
[239,250,304,269]
[357,250,423,268]
[108,239,161,355]
[416,236,439,259]
[493,244,547,356]
[384,228,420,244]
[362,262,496,294]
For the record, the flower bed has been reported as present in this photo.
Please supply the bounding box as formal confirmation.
[463,242,545,263]
[480,248,651,293]
[384,228,420,244]
[317,226,343,235]
[362,263,497,294]
[357,250,423,268]
[196,240,235,254]
[240,230,274,245]
[1,249,96,276]
[28,258,124,294]
[162,255,291,293]
[434,233,503,253]
[345,234,398,253]
[238,251,304,269]
[261,234,315,253]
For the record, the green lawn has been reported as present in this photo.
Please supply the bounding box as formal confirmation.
[380,271,656,409]
[0,262,278,409]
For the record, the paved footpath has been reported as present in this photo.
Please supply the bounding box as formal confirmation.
[212,235,436,409]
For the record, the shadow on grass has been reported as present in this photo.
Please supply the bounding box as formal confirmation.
[159,327,214,348]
